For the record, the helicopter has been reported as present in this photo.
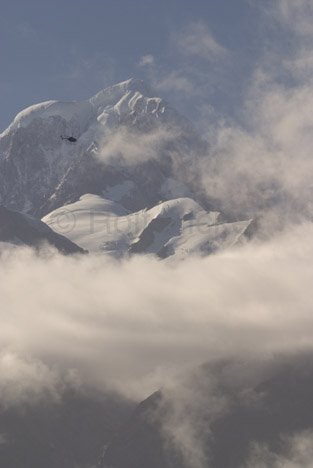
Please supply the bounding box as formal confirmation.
[61,135,77,143]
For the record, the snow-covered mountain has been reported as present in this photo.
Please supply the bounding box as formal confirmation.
[0,78,251,258]
[0,78,204,217]
[43,194,251,260]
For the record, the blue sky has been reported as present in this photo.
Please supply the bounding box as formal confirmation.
[0,0,288,131]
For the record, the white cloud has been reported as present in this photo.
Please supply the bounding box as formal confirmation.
[157,70,200,96]
[245,431,313,468]
[1,222,313,404]
[0,352,62,409]
[138,54,155,67]
[158,368,230,468]
[97,125,180,166]
[265,0,313,82]
[137,22,229,103]
[197,1,313,232]
[174,21,227,61]
[276,0,313,37]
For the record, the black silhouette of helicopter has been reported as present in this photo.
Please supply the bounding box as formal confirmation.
[61,135,77,143]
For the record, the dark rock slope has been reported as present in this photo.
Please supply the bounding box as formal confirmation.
[0,205,85,254]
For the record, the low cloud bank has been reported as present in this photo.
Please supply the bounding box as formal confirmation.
[1,222,313,405]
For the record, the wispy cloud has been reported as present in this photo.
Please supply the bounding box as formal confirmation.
[157,70,202,95]
[138,54,155,67]
[245,431,313,468]
[2,221,313,404]
[196,0,313,233]
[174,21,227,61]
[97,125,180,166]
[138,21,229,102]
[276,0,313,37]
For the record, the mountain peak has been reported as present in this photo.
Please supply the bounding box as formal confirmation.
[89,77,158,111]
[98,77,153,96]
[119,78,154,95]
[0,78,200,218]
[0,79,158,139]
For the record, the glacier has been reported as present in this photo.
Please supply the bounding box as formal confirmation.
[43,194,251,260]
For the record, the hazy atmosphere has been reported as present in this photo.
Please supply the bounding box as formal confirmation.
[1,1,313,467]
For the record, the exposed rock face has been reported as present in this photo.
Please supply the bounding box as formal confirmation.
[0,389,134,468]
[0,205,85,254]
[100,357,313,468]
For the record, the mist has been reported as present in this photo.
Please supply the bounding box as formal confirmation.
[1,220,313,403]
[2,221,313,466]
[194,0,313,236]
